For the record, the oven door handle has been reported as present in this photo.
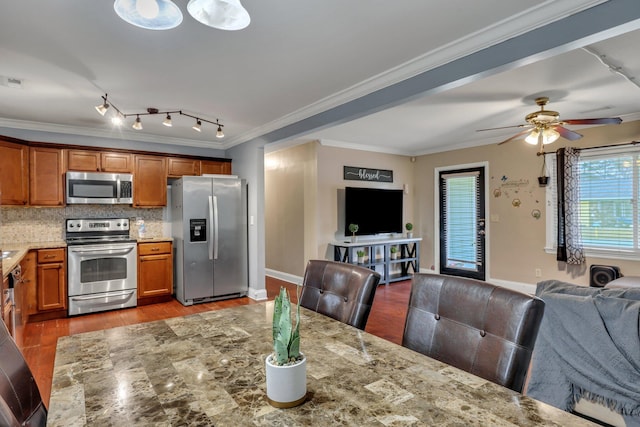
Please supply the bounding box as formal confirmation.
[70,290,135,301]
[68,247,135,256]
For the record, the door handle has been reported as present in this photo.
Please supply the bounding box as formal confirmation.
[213,195,219,260]
[208,196,214,260]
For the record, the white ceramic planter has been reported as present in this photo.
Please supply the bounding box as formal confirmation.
[265,353,307,408]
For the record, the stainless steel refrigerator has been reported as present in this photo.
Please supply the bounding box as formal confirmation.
[171,175,248,305]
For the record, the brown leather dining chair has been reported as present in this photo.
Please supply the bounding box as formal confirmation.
[0,320,47,427]
[298,260,381,330]
[402,273,545,393]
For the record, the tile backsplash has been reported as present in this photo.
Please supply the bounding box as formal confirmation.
[0,206,166,245]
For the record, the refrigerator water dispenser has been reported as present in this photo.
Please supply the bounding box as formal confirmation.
[190,219,207,242]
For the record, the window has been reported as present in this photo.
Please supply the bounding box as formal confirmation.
[546,145,640,260]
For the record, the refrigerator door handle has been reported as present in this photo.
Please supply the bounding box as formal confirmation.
[213,195,219,260]
[208,196,214,260]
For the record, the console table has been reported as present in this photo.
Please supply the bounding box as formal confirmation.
[331,237,421,285]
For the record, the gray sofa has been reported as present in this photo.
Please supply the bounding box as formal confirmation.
[526,278,640,427]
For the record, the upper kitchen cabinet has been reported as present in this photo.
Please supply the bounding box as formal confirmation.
[68,149,132,173]
[167,157,200,177]
[29,147,65,206]
[200,160,232,175]
[0,139,29,205]
[134,154,167,207]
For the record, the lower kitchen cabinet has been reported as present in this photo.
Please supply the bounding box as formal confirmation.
[138,241,173,305]
[33,248,67,321]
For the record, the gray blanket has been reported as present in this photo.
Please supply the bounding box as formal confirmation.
[526,281,640,427]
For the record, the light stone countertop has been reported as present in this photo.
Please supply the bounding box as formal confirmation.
[2,241,67,278]
[2,238,173,278]
[47,302,597,426]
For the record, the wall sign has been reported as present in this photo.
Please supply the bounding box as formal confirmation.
[344,166,393,182]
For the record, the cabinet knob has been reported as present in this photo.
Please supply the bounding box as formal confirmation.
[45,255,55,259]
[151,248,160,252]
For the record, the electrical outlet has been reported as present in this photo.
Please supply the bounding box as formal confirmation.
[535,268,542,278]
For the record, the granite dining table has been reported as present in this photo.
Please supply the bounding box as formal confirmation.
[47,302,595,426]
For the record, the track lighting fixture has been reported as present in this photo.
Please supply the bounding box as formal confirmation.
[215,119,224,138]
[111,112,124,126]
[95,95,110,116]
[95,93,225,138]
[132,115,143,130]
[113,0,250,31]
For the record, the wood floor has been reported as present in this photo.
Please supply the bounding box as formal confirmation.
[18,277,411,409]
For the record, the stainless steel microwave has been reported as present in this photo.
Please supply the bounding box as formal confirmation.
[66,172,133,205]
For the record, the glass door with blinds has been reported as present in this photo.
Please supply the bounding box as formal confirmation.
[438,166,486,280]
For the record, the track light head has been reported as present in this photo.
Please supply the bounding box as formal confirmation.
[192,119,202,132]
[111,113,124,126]
[132,115,143,130]
[95,96,110,116]
[163,114,172,127]
[215,118,224,138]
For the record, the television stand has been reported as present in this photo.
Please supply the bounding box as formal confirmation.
[330,237,421,285]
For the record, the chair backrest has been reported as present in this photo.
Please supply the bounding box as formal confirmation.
[402,273,545,392]
[0,319,47,427]
[299,260,381,330]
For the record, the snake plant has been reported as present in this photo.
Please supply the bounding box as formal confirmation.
[272,287,301,365]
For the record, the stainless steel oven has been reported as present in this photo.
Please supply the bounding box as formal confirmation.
[66,218,137,316]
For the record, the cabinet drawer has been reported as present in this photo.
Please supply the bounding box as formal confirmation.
[37,248,65,263]
[138,242,172,256]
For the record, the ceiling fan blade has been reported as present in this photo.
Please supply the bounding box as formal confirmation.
[555,125,582,141]
[563,117,622,125]
[497,128,533,145]
[477,124,529,132]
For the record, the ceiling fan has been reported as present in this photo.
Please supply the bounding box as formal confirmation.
[478,97,622,150]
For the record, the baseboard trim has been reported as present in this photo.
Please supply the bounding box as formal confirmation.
[266,268,537,295]
[266,269,303,286]
[248,287,268,301]
[487,278,537,295]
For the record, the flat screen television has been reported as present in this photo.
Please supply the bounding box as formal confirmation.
[344,186,403,236]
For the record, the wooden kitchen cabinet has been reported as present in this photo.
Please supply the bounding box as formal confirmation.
[0,139,29,205]
[67,149,132,173]
[200,160,231,175]
[133,155,167,207]
[102,152,132,172]
[36,248,66,313]
[168,157,200,177]
[29,147,65,206]
[20,251,37,321]
[137,241,173,305]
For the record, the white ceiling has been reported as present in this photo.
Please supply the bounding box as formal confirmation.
[1,0,640,155]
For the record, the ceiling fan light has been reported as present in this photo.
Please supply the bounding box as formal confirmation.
[114,0,183,30]
[187,0,250,31]
[525,130,540,145]
[192,119,202,132]
[542,128,560,144]
[132,116,143,130]
[163,114,172,127]
[216,125,224,138]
